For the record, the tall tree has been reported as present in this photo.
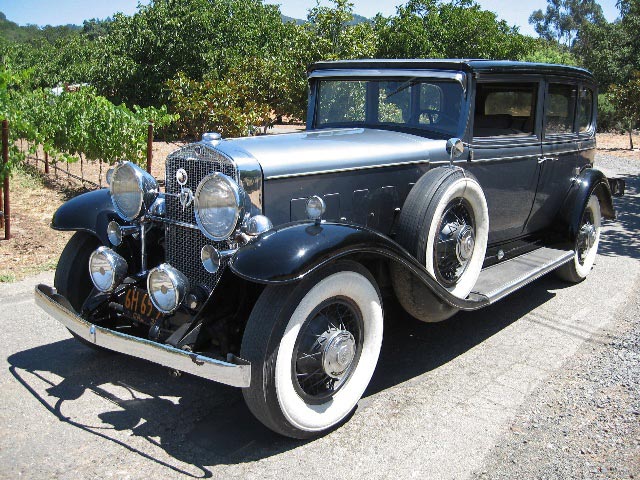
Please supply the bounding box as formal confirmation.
[529,0,605,48]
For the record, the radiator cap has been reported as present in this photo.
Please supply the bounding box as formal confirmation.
[202,132,222,145]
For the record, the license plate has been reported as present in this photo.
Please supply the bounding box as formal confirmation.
[122,287,163,324]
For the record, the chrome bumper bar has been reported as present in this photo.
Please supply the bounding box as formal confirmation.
[34,284,251,388]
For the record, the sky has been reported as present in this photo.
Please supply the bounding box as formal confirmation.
[0,0,622,37]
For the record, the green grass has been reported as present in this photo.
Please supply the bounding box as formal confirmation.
[0,273,16,283]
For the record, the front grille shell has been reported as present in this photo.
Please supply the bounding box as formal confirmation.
[163,144,239,291]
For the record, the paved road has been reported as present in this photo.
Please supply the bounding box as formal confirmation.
[1,158,638,480]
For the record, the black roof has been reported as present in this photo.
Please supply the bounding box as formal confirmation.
[309,59,593,80]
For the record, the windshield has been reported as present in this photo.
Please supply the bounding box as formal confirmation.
[314,78,465,137]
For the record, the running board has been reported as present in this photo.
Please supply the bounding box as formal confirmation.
[472,247,574,304]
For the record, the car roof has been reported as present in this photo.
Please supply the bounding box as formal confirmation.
[308,59,593,81]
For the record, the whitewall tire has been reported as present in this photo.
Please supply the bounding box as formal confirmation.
[556,195,602,283]
[241,261,383,438]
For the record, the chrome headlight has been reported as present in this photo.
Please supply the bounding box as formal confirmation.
[194,172,242,241]
[109,161,158,221]
[88,247,128,293]
[147,264,189,314]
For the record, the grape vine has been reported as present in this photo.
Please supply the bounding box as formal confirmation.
[0,70,177,181]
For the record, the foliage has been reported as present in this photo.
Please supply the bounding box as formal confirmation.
[374,0,533,60]
[0,72,177,180]
[528,0,605,48]
[573,0,640,88]
[0,11,80,44]
[520,39,578,65]
[607,72,640,148]
[166,72,269,138]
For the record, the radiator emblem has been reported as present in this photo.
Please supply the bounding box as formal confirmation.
[176,168,188,186]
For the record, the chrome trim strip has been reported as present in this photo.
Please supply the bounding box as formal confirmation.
[265,158,430,180]
[34,284,251,388]
[467,153,541,163]
[147,215,198,229]
[479,250,574,304]
[309,69,466,90]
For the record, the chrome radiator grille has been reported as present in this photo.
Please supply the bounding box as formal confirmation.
[164,144,238,291]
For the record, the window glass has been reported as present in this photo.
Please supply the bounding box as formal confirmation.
[315,78,463,137]
[419,83,443,125]
[316,80,366,125]
[474,83,537,137]
[577,87,593,132]
[378,81,411,123]
[545,83,577,135]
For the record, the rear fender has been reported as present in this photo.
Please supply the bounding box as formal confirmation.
[229,221,488,310]
[51,189,120,245]
[557,168,615,241]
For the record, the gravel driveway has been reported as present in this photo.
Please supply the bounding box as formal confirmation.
[0,154,638,480]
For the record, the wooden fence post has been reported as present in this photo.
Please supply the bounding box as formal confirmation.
[2,119,10,240]
[44,151,50,174]
[146,121,154,174]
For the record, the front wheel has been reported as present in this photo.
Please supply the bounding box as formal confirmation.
[556,194,602,283]
[241,261,383,439]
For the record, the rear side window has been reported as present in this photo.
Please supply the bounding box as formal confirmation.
[474,83,537,137]
[545,83,577,135]
[577,87,594,132]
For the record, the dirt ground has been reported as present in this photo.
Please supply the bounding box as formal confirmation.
[0,131,636,282]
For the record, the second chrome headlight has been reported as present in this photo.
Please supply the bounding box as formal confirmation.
[194,172,242,241]
[110,161,158,221]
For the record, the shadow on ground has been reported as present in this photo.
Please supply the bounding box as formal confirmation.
[6,174,637,477]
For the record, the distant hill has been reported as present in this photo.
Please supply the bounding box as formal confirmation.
[0,11,80,43]
[280,13,371,26]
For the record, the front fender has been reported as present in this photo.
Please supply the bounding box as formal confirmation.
[557,168,615,241]
[229,221,488,310]
[51,189,119,245]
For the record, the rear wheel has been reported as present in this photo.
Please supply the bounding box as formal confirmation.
[556,195,601,283]
[241,261,383,439]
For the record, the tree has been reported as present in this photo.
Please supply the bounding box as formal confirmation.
[573,0,640,87]
[520,39,578,65]
[608,72,640,149]
[375,0,532,60]
[529,0,605,48]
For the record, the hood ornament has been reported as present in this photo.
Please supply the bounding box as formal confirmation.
[179,188,194,211]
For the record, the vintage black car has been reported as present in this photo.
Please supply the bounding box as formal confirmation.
[36,60,618,439]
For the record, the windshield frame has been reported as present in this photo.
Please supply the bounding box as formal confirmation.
[308,70,469,139]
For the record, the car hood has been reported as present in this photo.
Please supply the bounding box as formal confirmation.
[215,128,446,179]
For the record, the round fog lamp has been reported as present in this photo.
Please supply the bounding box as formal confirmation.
[88,247,128,293]
[306,195,326,221]
[201,245,221,274]
[147,264,189,314]
[107,221,123,246]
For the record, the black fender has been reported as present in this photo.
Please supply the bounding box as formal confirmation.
[229,221,489,311]
[51,188,120,245]
[557,168,615,241]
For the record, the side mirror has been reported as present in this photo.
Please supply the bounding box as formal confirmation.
[446,138,465,160]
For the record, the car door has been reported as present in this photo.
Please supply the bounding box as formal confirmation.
[467,79,543,244]
[525,80,580,234]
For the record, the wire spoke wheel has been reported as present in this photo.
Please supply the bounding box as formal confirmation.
[433,198,476,287]
[292,297,364,403]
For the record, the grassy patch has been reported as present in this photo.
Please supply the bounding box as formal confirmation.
[0,273,16,283]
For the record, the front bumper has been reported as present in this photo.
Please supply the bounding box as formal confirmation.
[34,284,251,388]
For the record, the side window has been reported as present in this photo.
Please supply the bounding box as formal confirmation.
[577,87,594,133]
[544,83,577,135]
[474,83,537,137]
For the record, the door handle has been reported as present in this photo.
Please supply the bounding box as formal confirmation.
[538,156,557,164]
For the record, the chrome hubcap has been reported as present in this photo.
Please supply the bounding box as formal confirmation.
[292,298,363,402]
[321,329,356,378]
[435,199,475,287]
[456,225,475,263]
